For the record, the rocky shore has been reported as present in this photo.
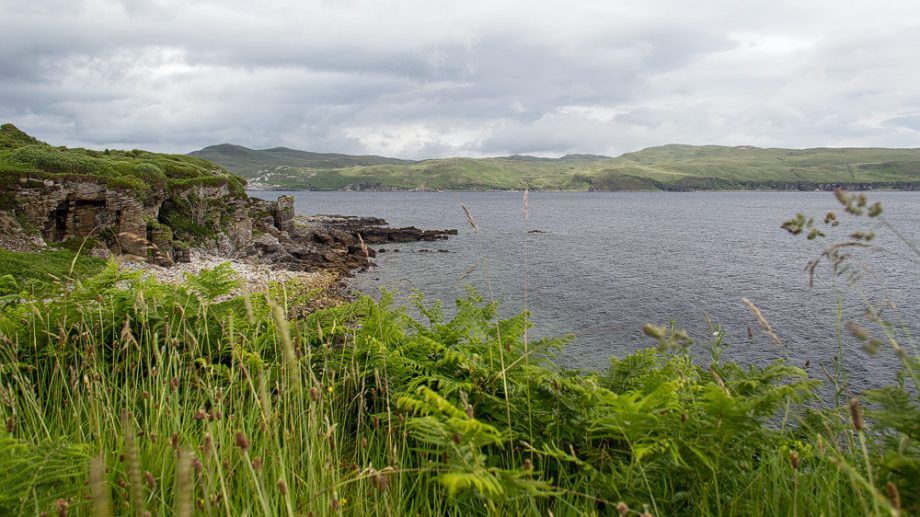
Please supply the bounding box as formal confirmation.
[0,171,456,298]
[257,212,457,275]
[162,211,455,299]
[118,250,343,303]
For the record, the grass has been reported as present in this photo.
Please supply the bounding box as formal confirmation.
[0,247,106,289]
[0,190,917,516]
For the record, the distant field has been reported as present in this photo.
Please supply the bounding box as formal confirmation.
[191,143,920,191]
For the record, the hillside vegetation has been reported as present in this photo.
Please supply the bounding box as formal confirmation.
[193,142,920,191]
[190,144,413,176]
[1,124,245,204]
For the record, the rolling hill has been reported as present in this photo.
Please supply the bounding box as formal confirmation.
[190,144,414,176]
[194,142,920,192]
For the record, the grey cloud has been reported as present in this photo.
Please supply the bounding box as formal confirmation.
[0,0,917,158]
[883,115,920,132]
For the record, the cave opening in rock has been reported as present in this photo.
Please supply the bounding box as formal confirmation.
[51,202,69,242]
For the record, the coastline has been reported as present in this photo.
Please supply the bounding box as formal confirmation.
[246,182,920,193]
[117,250,346,306]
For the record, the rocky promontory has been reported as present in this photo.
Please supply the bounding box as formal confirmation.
[237,199,456,275]
[0,123,455,280]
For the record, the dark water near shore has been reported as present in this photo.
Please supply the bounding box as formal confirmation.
[252,190,920,390]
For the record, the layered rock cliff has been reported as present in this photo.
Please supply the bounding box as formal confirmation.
[0,124,454,274]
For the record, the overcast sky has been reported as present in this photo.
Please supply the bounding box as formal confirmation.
[1,0,918,158]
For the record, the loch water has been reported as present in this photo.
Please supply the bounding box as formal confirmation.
[252,190,920,390]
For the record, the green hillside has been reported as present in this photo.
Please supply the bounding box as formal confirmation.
[192,141,920,191]
[602,144,920,189]
[1,123,246,204]
[190,144,414,177]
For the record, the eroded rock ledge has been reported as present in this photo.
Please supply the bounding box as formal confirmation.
[242,205,457,276]
[0,175,455,277]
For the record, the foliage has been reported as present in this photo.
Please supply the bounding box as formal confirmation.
[0,189,916,514]
[0,257,915,515]
[0,123,42,150]
[0,248,105,292]
[0,124,245,203]
[783,189,920,515]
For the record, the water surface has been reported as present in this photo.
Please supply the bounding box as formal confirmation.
[252,190,920,390]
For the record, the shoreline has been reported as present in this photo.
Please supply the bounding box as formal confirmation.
[247,185,920,193]
[117,250,346,304]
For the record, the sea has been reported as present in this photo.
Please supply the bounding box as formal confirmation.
[249,190,920,391]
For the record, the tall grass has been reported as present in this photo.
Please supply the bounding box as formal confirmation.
[0,190,917,515]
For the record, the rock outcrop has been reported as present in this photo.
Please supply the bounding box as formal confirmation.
[0,174,455,275]
[283,215,456,274]
[11,176,150,255]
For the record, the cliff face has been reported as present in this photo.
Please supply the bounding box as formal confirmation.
[0,169,457,275]
[12,176,150,255]
[0,172,291,266]
[0,124,455,274]
[0,123,262,262]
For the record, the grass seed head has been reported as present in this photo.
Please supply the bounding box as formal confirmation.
[56,499,69,517]
[742,298,783,348]
[849,398,864,431]
[460,204,479,232]
[642,323,665,339]
[868,201,883,217]
[235,431,249,451]
[863,338,882,355]
[89,455,112,517]
[845,321,870,341]
[886,482,901,511]
[522,189,529,221]
[373,472,390,492]
[834,188,848,205]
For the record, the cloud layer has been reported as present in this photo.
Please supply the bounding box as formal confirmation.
[1,0,918,157]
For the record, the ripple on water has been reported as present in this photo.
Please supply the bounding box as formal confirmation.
[250,190,920,391]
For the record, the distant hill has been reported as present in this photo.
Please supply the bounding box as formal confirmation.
[195,142,920,192]
[190,144,414,177]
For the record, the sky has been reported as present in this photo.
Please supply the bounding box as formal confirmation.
[1,0,919,158]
